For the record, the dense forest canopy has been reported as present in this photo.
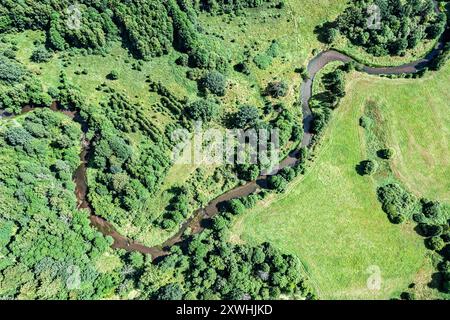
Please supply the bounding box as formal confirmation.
[333,0,446,56]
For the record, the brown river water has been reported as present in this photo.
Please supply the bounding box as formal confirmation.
[1,7,446,259]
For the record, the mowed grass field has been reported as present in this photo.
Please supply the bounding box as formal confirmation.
[231,64,450,299]
[352,67,450,202]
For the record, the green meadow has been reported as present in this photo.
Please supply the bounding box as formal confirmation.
[231,63,450,299]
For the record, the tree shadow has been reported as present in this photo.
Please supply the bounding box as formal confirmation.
[314,21,337,44]
[355,161,367,176]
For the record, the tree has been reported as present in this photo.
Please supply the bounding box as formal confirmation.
[4,127,33,146]
[425,236,445,251]
[359,160,378,175]
[30,47,52,63]
[185,99,220,122]
[378,148,394,160]
[266,81,288,98]
[157,283,184,300]
[232,105,260,129]
[107,70,119,80]
[228,198,245,215]
[323,27,339,44]
[267,175,288,193]
[198,71,227,96]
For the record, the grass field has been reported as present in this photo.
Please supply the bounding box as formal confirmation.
[231,63,450,299]
[352,69,450,202]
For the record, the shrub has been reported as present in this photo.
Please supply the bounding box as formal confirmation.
[30,47,52,63]
[266,41,280,58]
[107,70,119,80]
[234,62,250,75]
[267,175,288,193]
[232,105,260,129]
[279,167,296,182]
[377,183,419,223]
[185,99,220,122]
[253,53,272,70]
[198,71,227,96]
[358,159,378,175]
[228,198,245,215]
[323,27,339,44]
[359,116,371,128]
[378,148,394,160]
[425,236,445,251]
[266,81,288,98]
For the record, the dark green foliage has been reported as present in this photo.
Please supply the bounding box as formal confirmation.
[232,105,260,129]
[279,167,296,182]
[323,69,345,100]
[196,0,276,15]
[141,234,314,300]
[312,108,332,134]
[227,198,246,215]
[358,159,378,175]
[425,236,445,251]
[30,46,53,63]
[235,164,260,181]
[4,127,33,147]
[157,283,184,300]
[377,183,419,223]
[234,61,251,75]
[334,0,443,56]
[323,27,339,44]
[185,99,220,122]
[107,70,119,80]
[266,81,288,98]
[0,56,26,84]
[267,175,288,193]
[198,71,227,96]
[0,109,127,299]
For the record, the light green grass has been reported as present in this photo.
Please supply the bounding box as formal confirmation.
[344,65,450,202]
[231,72,435,299]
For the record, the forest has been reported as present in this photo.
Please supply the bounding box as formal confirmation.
[0,0,449,300]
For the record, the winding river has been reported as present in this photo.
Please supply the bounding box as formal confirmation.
[1,3,447,260]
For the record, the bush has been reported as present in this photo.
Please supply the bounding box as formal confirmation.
[198,71,227,96]
[228,198,245,215]
[253,53,272,70]
[358,159,378,175]
[234,62,251,75]
[267,175,288,193]
[425,236,445,251]
[185,99,220,122]
[359,116,371,128]
[232,105,260,129]
[266,81,288,98]
[323,27,339,44]
[30,47,52,63]
[107,70,119,80]
[378,148,394,160]
[377,183,419,223]
[4,126,33,146]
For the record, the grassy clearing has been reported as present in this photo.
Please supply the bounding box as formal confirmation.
[230,70,448,299]
[346,65,450,202]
